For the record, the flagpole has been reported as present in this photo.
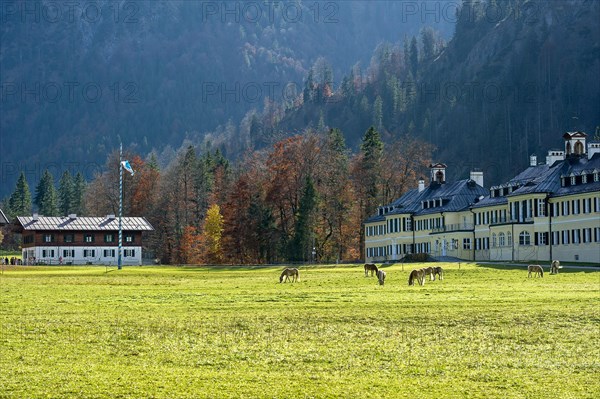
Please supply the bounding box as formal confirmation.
[118,142,123,270]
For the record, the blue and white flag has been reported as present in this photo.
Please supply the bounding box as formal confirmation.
[121,160,135,176]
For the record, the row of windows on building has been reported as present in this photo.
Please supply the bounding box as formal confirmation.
[368,197,600,236]
[368,227,600,257]
[24,233,136,244]
[367,216,451,237]
[36,248,137,258]
[474,196,600,225]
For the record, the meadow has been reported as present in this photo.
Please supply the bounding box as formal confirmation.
[0,263,598,399]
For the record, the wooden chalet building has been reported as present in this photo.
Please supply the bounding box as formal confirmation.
[15,214,154,265]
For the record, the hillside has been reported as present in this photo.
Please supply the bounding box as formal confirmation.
[0,0,453,197]
[273,0,600,184]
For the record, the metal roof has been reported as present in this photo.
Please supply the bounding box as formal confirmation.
[473,153,600,207]
[366,179,487,222]
[16,215,154,231]
[0,208,9,225]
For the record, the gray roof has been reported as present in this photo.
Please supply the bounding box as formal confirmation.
[366,179,487,222]
[16,215,154,231]
[0,208,9,225]
[473,153,600,208]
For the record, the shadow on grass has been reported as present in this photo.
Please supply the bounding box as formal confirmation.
[177,263,364,272]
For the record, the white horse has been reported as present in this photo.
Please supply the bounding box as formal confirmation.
[550,260,561,275]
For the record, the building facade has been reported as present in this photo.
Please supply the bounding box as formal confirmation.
[15,214,154,265]
[365,132,600,264]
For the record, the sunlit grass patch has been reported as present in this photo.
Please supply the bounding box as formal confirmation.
[0,263,598,398]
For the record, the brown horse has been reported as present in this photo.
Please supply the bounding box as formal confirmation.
[422,266,434,281]
[280,268,299,283]
[550,260,561,275]
[527,264,544,278]
[408,269,426,286]
[377,269,386,286]
[364,263,379,277]
[432,266,444,281]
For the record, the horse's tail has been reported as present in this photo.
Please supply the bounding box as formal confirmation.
[539,267,544,277]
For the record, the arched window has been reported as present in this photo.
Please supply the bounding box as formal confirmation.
[492,233,497,247]
[574,141,584,155]
[519,231,531,246]
[507,232,512,246]
[566,142,572,156]
[498,232,505,247]
[436,170,444,184]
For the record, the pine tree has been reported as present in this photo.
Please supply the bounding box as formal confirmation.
[409,36,419,77]
[373,96,383,131]
[72,172,86,215]
[303,68,315,104]
[58,171,74,215]
[289,176,318,261]
[421,27,436,61]
[34,170,59,216]
[8,171,32,217]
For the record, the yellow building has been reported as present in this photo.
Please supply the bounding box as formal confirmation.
[365,132,600,264]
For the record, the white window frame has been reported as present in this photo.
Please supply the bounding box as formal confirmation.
[519,231,531,246]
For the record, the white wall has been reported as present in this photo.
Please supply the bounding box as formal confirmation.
[22,246,143,265]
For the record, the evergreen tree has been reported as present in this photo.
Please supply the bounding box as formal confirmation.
[71,172,86,215]
[409,36,419,77]
[34,170,59,216]
[303,68,315,104]
[421,27,436,61]
[373,96,383,131]
[58,171,74,215]
[289,176,318,261]
[8,171,32,217]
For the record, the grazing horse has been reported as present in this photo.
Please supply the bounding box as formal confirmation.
[550,260,561,275]
[364,263,379,277]
[432,266,444,281]
[408,269,426,286]
[422,266,434,281]
[527,264,544,278]
[279,268,299,283]
[377,269,386,286]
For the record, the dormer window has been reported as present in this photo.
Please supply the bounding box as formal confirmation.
[582,174,587,184]
[595,173,600,182]
[571,176,576,186]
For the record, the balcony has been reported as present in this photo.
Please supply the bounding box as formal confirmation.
[431,223,474,234]
[490,217,534,226]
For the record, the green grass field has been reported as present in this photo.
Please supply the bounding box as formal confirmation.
[0,263,598,398]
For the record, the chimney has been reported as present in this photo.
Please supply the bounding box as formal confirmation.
[588,141,600,159]
[107,214,116,220]
[68,214,77,219]
[529,154,537,166]
[546,150,565,165]
[470,170,484,187]
[418,180,425,192]
[32,213,39,221]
